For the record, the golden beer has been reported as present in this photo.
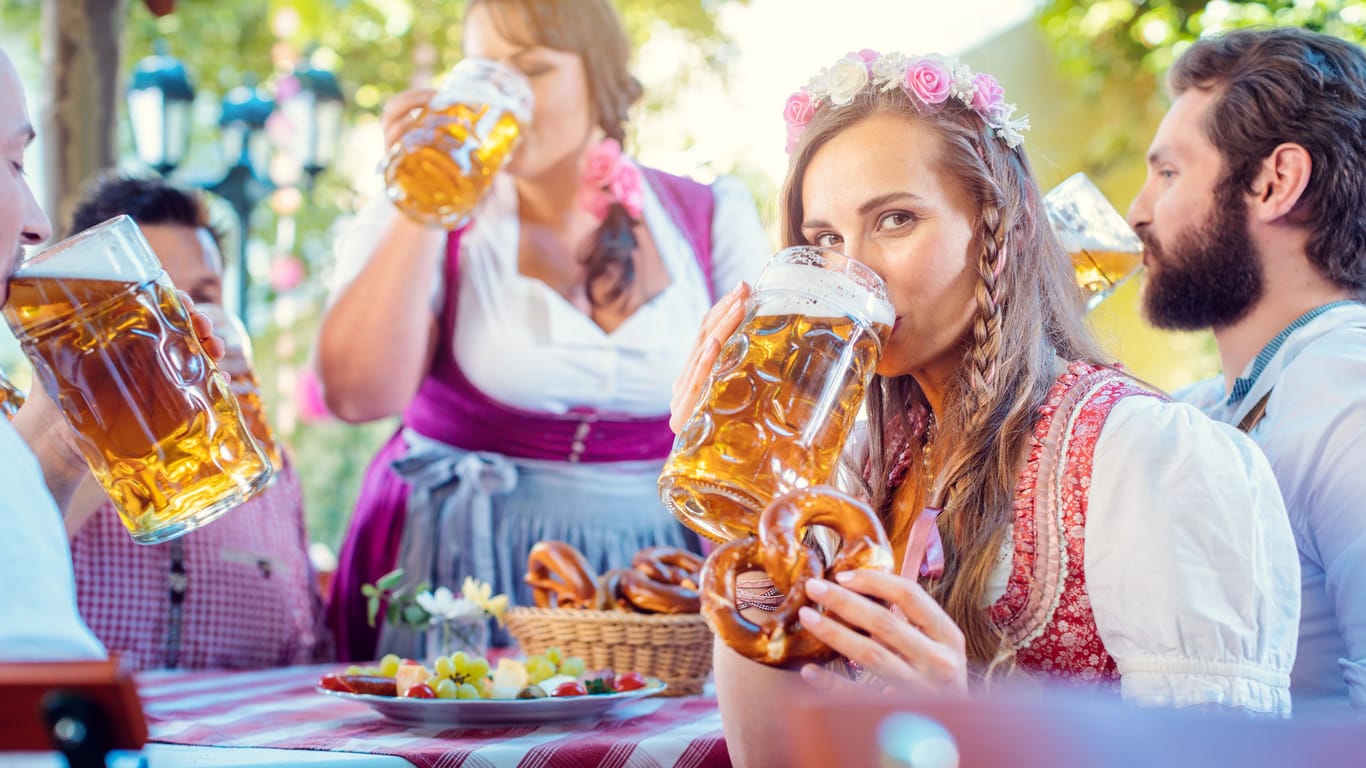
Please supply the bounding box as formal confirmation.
[384,58,532,230]
[228,366,281,471]
[2,216,272,543]
[660,247,893,543]
[0,373,24,419]
[1072,248,1145,308]
[200,303,283,472]
[1044,173,1145,310]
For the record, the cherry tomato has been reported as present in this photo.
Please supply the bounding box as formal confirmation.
[403,683,436,699]
[612,671,647,692]
[552,681,588,697]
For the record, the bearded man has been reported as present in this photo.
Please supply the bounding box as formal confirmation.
[1127,27,1366,713]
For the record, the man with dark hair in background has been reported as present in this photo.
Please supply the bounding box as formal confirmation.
[65,175,331,669]
[1128,27,1366,712]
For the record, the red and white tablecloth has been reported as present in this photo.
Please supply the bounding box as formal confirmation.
[137,664,730,768]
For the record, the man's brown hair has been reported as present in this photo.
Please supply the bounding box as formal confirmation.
[1169,27,1366,291]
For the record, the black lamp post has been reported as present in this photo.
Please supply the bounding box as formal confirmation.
[126,47,343,329]
[207,78,275,326]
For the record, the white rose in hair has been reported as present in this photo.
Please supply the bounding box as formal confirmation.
[825,54,871,106]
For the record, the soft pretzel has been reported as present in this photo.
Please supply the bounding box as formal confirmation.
[631,546,704,589]
[615,546,702,613]
[596,567,632,611]
[619,569,701,614]
[524,541,599,609]
[700,485,893,668]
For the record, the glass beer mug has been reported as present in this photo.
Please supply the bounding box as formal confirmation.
[1,215,273,544]
[659,246,894,543]
[1044,172,1145,310]
[0,372,24,420]
[383,57,533,230]
[198,303,283,473]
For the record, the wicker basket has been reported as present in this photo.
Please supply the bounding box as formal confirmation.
[504,607,712,696]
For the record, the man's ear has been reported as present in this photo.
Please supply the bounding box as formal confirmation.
[1248,142,1312,223]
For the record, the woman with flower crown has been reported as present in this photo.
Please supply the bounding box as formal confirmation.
[318,0,770,662]
[670,50,1300,764]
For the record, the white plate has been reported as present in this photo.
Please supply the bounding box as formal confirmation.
[315,680,667,726]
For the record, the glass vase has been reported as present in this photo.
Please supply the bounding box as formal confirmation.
[424,615,490,664]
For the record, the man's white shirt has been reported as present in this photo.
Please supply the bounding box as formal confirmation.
[1179,301,1366,712]
[0,418,105,660]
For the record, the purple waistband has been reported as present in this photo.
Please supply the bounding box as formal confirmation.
[402,372,675,463]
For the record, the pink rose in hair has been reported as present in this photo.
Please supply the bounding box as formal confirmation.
[578,187,612,220]
[582,138,623,189]
[971,72,1006,117]
[783,90,816,129]
[904,59,951,105]
[855,49,879,67]
[609,161,644,220]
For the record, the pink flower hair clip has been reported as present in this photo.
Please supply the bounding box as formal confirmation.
[577,138,644,221]
[783,49,1031,153]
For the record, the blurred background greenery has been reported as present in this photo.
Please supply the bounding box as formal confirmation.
[1,0,1362,556]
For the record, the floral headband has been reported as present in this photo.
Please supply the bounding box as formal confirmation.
[783,49,1031,154]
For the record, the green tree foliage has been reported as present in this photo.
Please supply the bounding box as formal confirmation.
[1041,0,1366,93]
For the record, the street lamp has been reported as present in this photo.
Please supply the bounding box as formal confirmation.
[125,47,343,328]
[286,58,346,185]
[127,43,194,176]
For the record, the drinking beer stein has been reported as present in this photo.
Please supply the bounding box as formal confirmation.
[1044,172,1145,310]
[198,303,283,473]
[1,215,273,544]
[383,57,533,230]
[659,246,894,543]
[0,372,24,419]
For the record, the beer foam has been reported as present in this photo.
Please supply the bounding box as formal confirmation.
[16,221,160,283]
[755,262,895,326]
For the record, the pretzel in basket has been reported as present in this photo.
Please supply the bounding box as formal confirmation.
[525,541,600,609]
[700,486,893,668]
[617,546,702,614]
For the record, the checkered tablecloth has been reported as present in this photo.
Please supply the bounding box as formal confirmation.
[137,664,730,768]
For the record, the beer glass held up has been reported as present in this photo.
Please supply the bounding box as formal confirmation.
[383,57,533,230]
[198,303,282,473]
[659,246,894,543]
[1,215,273,544]
[1044,173,1145,310]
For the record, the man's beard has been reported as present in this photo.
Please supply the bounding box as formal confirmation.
[1140,188,1263,331]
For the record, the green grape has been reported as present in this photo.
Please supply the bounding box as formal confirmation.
[451,651,472,677]
[433,656,454,679]
[344,665,364,676]
[558,656,586,678]
[425,674,443,689]
[544,647,563,666]
[435,678,459,699]
[525,656,555,684]
[456,682,481,700]
[467,657,491,682]
[378,654,401,677]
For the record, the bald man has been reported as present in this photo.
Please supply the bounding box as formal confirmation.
[0,45,107,660]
